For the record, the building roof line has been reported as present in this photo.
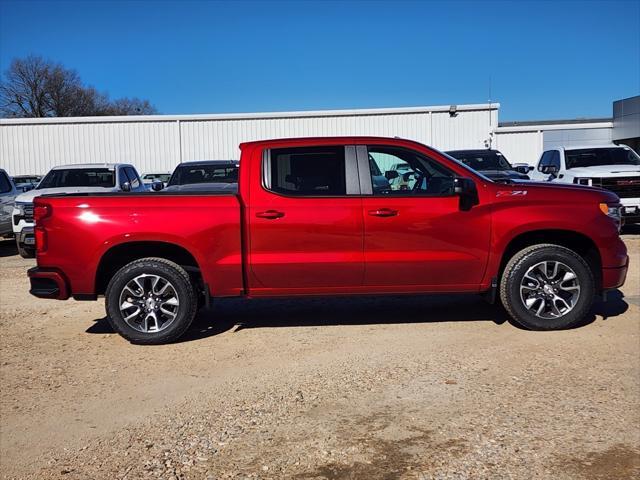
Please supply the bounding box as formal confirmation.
[0,103,499,126]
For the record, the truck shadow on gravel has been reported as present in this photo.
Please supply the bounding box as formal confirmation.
[0,238,18,257]
[86,290,629,343]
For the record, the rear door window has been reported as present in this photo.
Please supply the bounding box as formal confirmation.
[266,146,347,196]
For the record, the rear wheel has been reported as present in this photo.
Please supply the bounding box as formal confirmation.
[105,258,197,344]
[500,244,595,330]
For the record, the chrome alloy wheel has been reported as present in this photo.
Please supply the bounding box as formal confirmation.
[519,261,581,319]
[118,274,180,333]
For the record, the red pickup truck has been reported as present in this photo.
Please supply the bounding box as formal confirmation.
[28,137,628,344]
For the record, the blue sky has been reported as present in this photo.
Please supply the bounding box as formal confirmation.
[1,0,638,120]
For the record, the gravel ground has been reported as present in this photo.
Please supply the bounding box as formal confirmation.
[1,232,639,479]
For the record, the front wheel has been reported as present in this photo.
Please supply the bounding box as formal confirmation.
[17,241,35,258]
[105,258,198,344]
[499,244,595,330]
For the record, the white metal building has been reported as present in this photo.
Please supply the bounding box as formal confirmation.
[494,119,614,166]
[0,103,498,175]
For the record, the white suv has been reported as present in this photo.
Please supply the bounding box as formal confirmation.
[530,144,640,224]
[12,163,146,257]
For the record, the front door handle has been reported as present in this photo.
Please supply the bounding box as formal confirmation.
[256,210,285,219]
[368,208,398,217]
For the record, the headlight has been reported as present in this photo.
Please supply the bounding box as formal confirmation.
[574,178,592,186]
[13,204,25,215]
[599,203,623,231]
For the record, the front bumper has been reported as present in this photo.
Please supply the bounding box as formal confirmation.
[602,258,629,290]
[17,226,35,247]
[28,267,70,300]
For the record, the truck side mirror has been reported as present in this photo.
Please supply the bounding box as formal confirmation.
[541,165,559,176]
[384,170,399,180]
[121,181,131,192]
[151,181,164,191]
[453,177,479,211]
[513,163,534,174]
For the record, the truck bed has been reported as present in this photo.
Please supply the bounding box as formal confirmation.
[35,193,244,298]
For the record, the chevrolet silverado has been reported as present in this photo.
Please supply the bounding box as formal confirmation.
[27,137,629,344]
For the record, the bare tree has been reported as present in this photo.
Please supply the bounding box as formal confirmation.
[103,97,157,116]
[0,56,51,117]
[0,55,158,118]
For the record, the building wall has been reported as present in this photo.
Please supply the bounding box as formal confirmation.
[494,122,614,167]
[0,104,498,175]
[493,130,542,166]
[543,127,612,150]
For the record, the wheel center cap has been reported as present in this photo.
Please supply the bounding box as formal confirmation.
[543,284,554,295]
[146,298,156,309]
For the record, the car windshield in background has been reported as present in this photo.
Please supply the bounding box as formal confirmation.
[169,165,238,186]
[14,176,40,184]
[37,168,115,189]
[143,174,171,182]
[565,148,640,169]
[449,151,512,171]
[0,172,12,193]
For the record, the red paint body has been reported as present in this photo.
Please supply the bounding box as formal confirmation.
[30,137,628,301]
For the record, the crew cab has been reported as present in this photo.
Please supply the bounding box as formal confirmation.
[28,137,628,344]
[12,163,146,257]
[530,144,640,224]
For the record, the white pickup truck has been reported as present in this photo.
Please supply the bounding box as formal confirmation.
[530,144,640,224]
[12,163,146,257]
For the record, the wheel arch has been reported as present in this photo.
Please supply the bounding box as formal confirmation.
[95,241,202,295]
[498,229,602,290]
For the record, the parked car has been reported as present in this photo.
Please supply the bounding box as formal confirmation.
[0,169,19,238]
[445,149,531,182]
[158,161,239,192]
[27,137,627,344]
[12,175,42,192]
[530,144,640,224]
[12,163,145,258]
[141,172,171,190]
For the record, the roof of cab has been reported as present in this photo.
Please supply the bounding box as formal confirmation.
[239,136,427,149]
[50,163,129,170]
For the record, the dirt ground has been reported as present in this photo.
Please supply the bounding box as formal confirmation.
[1,232,639,480]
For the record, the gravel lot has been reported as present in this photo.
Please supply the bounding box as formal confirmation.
[1,232,639,480]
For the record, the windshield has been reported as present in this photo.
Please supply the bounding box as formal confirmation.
[38,168,115,189]
[565,147,640,169]
[447,151,512,171]
[168,164,238,186]
[143,173,171,182]
[14,176,40,184]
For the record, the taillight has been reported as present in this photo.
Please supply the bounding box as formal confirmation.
[34,203,51,223]
[35,227,47,253]
[33,201,51,253]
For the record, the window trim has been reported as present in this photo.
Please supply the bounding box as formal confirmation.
[261,145,361,198]
[356,145,460,198]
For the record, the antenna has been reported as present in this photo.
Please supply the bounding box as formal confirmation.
[487,76,493,149]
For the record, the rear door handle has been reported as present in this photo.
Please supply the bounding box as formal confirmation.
[256,210,285,219]
[368,208,398,217]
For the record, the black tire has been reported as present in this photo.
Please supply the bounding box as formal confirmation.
[17,242,35,258]
[105,257,198,344]
[499,244,595,330]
